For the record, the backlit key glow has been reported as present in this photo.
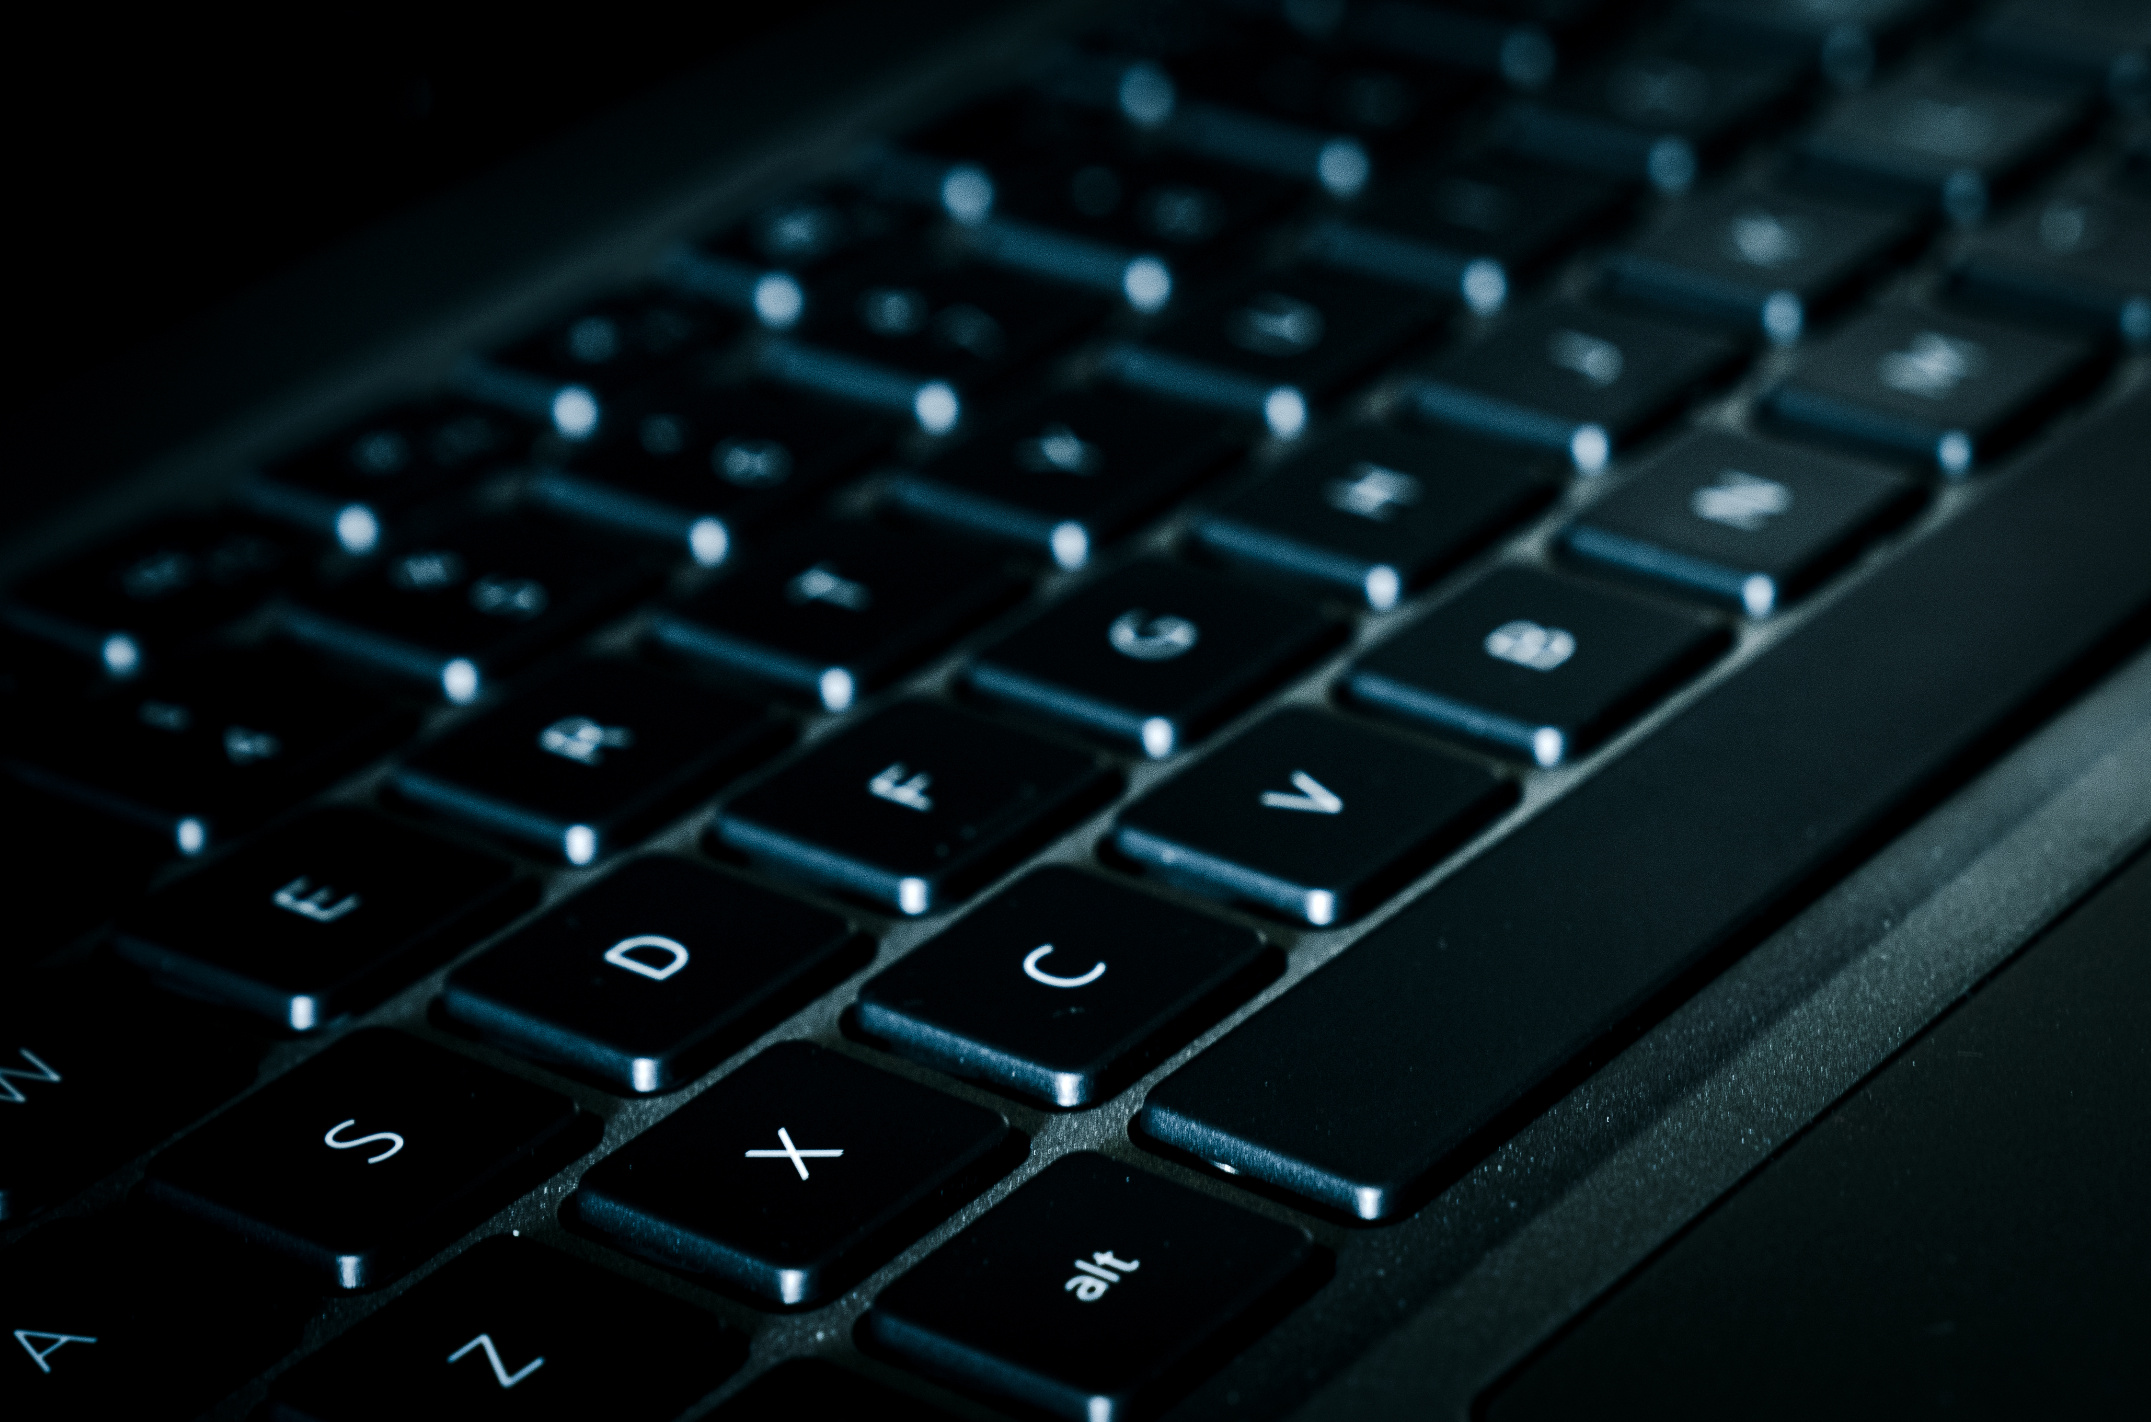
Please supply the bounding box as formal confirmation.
[335,504,381,555]
[753,272,804,330]
[551,386,600,440]
[442,658,481,705]
[913,382,961,435]
[1263,387,1308,439]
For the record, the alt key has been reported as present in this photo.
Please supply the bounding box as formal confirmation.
[860,1152,1321,1421]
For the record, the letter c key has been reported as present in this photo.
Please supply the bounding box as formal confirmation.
[1023,944,1106,989]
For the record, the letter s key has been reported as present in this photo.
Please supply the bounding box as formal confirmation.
[323,1119,405,1164]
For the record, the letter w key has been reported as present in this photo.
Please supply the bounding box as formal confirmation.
[448,1332,544,1388]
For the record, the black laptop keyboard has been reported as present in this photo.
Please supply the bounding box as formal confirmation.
[6,1,2151,1417]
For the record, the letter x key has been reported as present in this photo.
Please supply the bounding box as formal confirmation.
[744,1127,844,1180]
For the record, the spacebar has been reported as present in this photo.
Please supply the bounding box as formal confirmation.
[1138,390,2151,1222]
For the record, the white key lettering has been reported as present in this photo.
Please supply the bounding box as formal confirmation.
[537,716,635,766]
[715,438,793,487]
[1484,619,1577,672]
[868,762,934,812]
[223,725,283,764]
[447,1333,545,1389]
[122,550,196,600]
[1064,1250,1141,1302]
[787,562,873,611]
[1547,328,1625,387]
[469,575,550,619]
[1108,610,1200,661]
[391,550,465,591]
[137,699,193,733]
[0,1048,63,1105]
[1227,292,1325,357]
[1324,463,1421,522]
[1023,944,1107,989]
[744,1126,844,1180]
[1690,470,1794,532]
[1724,210,1804,268]
[323,1119,405,1164]
[603,935,690,982]
[1260,770,1344,815]
[1877,331,1986,400]
[273,876,362,924]
[1014,422,1103,475]
[13,1330,97,1374]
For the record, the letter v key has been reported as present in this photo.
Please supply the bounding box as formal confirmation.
[1260,771,1343,814]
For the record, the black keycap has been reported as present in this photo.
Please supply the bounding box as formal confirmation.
[1114,708,1515,927]
[712,701,1112,916]
[244,400,532,555]
[0,780,170,963]
[453,356,606,444]
[486,291,727,397]
[649,520,1024,713]
[281,515,658,704]
[1340,0,1572,82]
[112,807,533,1031]
[967,560,1343,760]
[570,1040,1017,1306]
[1973,0,2151,98]
[1606,186,1920,344]
[1563,429,1921,615]
[982,120,1298,270]
[859,1152,1319,1422]
[1193,425,1560,609]
[1,975,259,1220]
[530,381,900,568]
[389,658,784,866]
[1764,304,2099,475]
[714,1359,960,1421]
[1951,188,2151,348]
[1405,300,1745,474]
[662,240,808,330]
[266,1237,744,1421]
[1,1212,311,1422]
[1169,34,1474,157]
[1792,73,2089,223]
[802,247,1106,393]
[1107,266,1445,436]
[1309,154,1628,315]
[1495,46,1802,194]
[146,1029,588,1290]
[1135,389,2151,1222]
[755,334,966,436]
[853,866,1277,1107]
[708,184,911,276]
[0,625,97,709]
[1345,567,1727,767]
[1042,47,1376,201]
[1684,0,1938,88]
[3,514,294,679]
[443,855,865,1094]
[5,646,411,858]
[886,389,1233,571]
